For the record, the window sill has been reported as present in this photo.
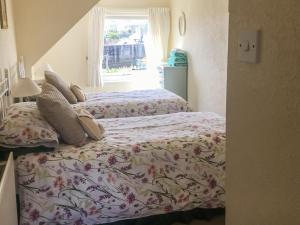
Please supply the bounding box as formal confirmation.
[103,75,137,83]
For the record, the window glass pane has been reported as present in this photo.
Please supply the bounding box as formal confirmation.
[103,19,148,76]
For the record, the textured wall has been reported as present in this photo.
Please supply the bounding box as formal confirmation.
[226,0,300,225]
[0,0,17,69]
[12,0,100,77]
[170,0,229,116]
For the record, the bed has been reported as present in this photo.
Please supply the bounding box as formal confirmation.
[0,74,225,225]
[74,88,190,119]
[15,112,225,225]
[17,88,190,120]
[11,69,190,119]
[27,88,190,120]
[44,71,190,119]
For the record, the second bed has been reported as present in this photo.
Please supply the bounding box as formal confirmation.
[74,89,191,119]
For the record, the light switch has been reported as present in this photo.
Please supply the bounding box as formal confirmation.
[238,30,259,63]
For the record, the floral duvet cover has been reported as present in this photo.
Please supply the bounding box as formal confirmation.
[74,89,190,119]
[17,112,225,225]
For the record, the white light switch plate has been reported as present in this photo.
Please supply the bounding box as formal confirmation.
[238,30,259,63]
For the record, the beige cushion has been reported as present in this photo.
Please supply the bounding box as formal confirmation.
[70,84,86,102]
[76,109,105,141]
[44,70,77,104]
[37,83,86,146]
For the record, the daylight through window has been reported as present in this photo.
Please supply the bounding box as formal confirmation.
[103,18,149,77]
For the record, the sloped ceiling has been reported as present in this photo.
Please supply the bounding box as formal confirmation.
[12,0,100,76]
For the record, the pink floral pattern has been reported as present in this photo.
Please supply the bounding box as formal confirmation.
[73,89,191,119]
[0,103,58,148]
[17,112,225,225]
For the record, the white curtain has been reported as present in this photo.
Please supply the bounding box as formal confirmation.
[88,7,105,88]
[146,8,170,73]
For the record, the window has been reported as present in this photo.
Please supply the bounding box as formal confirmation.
[103,18,149,78]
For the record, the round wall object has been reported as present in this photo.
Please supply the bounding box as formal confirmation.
[179,11,186,36]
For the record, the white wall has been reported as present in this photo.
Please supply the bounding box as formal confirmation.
[33,15,89,85]
[33,0,170,92]
[170,0,229,116]
[0,0,17,70]
[12,0,100,77]
[226,0,300,225]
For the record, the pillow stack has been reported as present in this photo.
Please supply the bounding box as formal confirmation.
[37,72,103,146]
[37,83,87,146]
[45,71,78,104]
[44,71,87,103]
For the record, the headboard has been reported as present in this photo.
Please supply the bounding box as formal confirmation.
[0,65,18,120]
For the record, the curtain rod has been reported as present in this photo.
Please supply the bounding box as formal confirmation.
[104,8,149,17]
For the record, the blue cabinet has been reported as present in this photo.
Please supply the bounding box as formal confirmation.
[159,66,188,100]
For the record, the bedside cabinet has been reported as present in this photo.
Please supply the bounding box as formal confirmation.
[159,66,188,100]
[0,152,18,225]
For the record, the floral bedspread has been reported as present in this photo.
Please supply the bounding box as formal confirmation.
[73,89,191,119]
[17,112,226,225]
[0,102,59,148]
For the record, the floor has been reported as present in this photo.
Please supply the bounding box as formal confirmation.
[175,216,225,225]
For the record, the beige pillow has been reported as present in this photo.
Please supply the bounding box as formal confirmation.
[70,84,86,102]
[37,83,86,146]
[44,70,77,104]
[76,109,105,141]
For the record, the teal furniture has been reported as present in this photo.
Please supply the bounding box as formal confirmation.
[159,66,188,100]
